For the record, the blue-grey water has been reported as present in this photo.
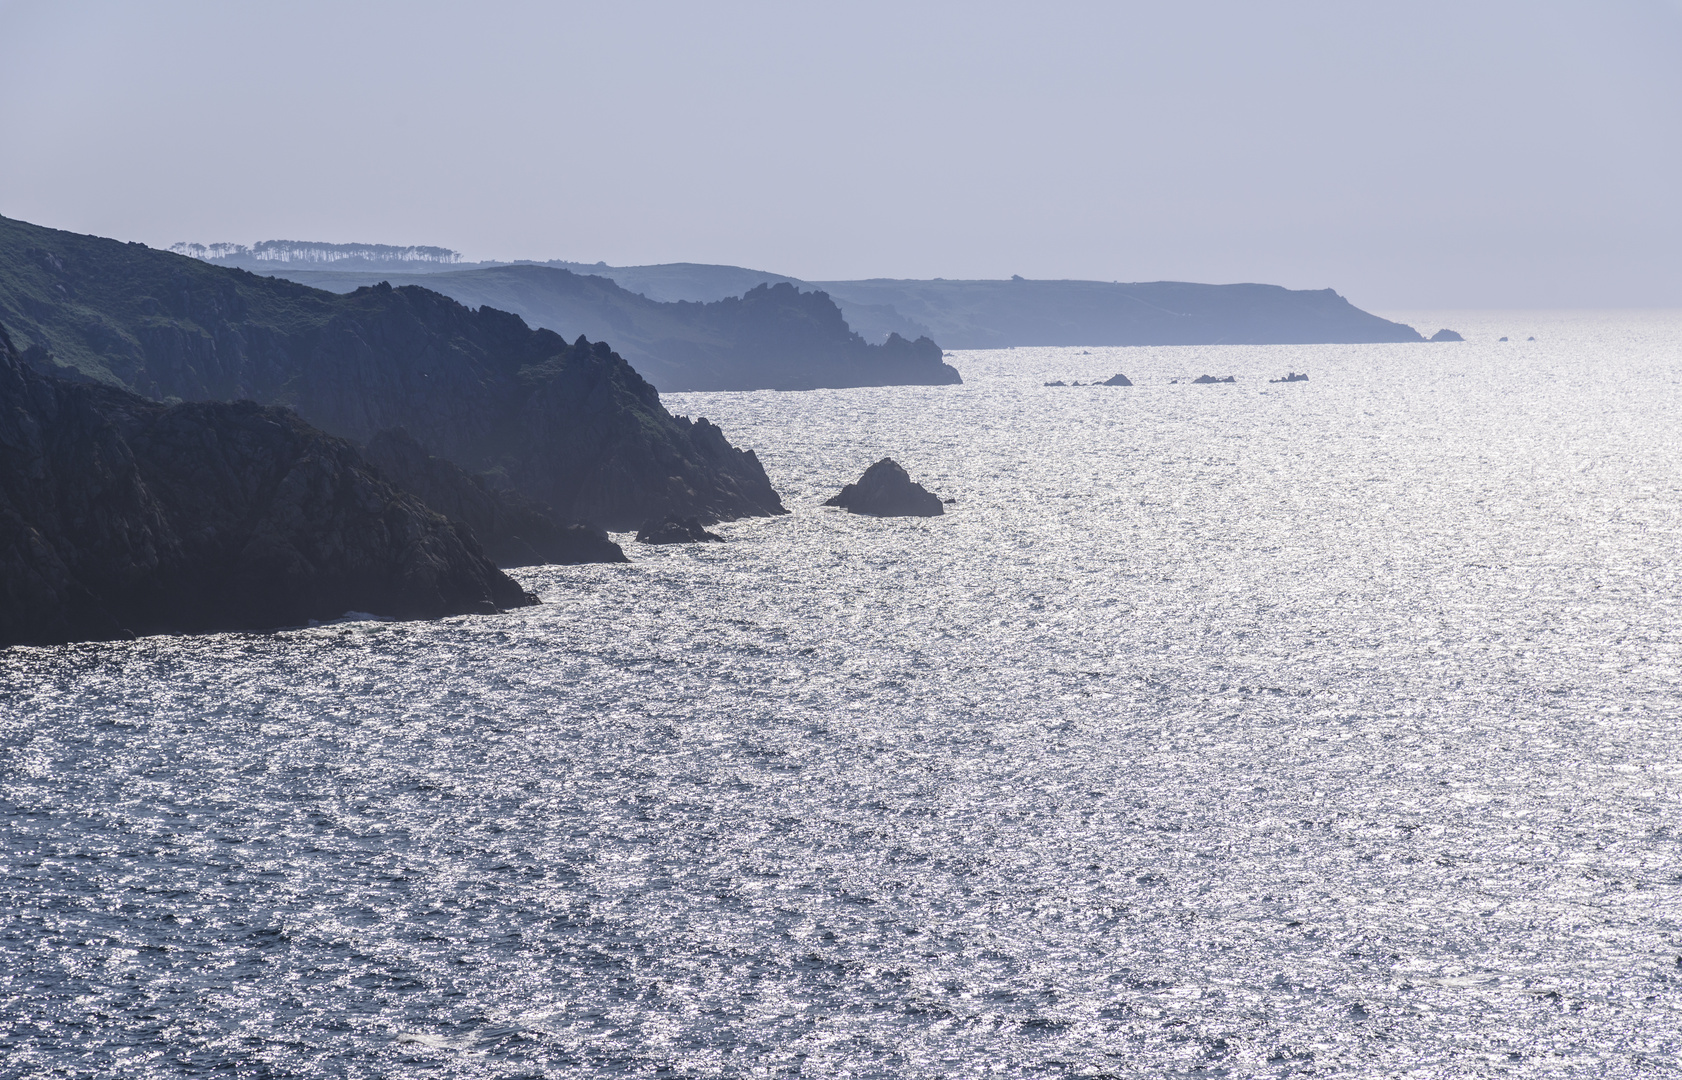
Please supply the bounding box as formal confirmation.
[4,311,1681,1078]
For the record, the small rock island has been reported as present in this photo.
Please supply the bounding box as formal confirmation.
[824,459,944,517]
[1101,373,1133,386]
[636,515,725,544]
[1191,374,1237,384]
[1269,372,1308,383]
[1429,329,1465,342]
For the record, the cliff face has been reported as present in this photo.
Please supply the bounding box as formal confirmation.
[0,323,534,647]
[230,265,962,393]
[361,428,626,568]
[0,215,786,530]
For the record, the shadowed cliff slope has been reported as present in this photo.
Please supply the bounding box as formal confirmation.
[362,428,626,567]
[0,215,786,529]
[218,264,961,392]
[0,323,534,647]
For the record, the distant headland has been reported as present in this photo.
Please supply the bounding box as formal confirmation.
[184,245,1432,358]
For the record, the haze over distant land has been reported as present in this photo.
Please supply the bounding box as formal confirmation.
[225,252,1424,353]
[2,1,1677,308]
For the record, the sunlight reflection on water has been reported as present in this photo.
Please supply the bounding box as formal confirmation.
[4,312,1682,1077]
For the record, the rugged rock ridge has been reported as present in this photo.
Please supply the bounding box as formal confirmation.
[361,428,626,567]
[0,214,786,530]
[0,322,533,647]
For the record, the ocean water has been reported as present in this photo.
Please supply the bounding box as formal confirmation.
[4,310,1682,1078]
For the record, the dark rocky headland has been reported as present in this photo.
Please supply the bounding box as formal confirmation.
[824,459,945,518]
[1,322,534,647]
[0,214,786,531]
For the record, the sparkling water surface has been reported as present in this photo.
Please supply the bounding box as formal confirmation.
[4,311,1682,1077]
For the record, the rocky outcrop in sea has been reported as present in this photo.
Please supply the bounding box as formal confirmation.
[824,459,945,517]
[1429,329,1465,342]
[1192,374,1237,384]
[1102,373,1133,386]
[0,323,534,647]
[636,515,725,544]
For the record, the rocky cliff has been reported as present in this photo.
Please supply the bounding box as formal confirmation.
[362,428,625,567]
[0,322,534,647]
[0,215,786,530]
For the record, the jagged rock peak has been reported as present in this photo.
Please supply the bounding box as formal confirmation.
[823,458,944,518]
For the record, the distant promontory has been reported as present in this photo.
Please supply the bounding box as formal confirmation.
[189,247,1429,362]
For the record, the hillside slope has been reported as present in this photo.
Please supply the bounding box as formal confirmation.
[0,215,786,529]
[220,264,961,392]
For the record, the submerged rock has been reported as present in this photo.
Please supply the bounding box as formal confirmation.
[1429,329,1464,342]
[1191,374,1237,384]
[636,515,724,544]
[824,459,944,517]
[1269,372,1309,383]
[1102,373,1133,386]
[0,322,535,647]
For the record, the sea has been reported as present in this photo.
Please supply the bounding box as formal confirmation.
[3,310,1681,1078]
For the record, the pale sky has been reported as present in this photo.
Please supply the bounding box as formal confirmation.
[1,0,1678,308]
